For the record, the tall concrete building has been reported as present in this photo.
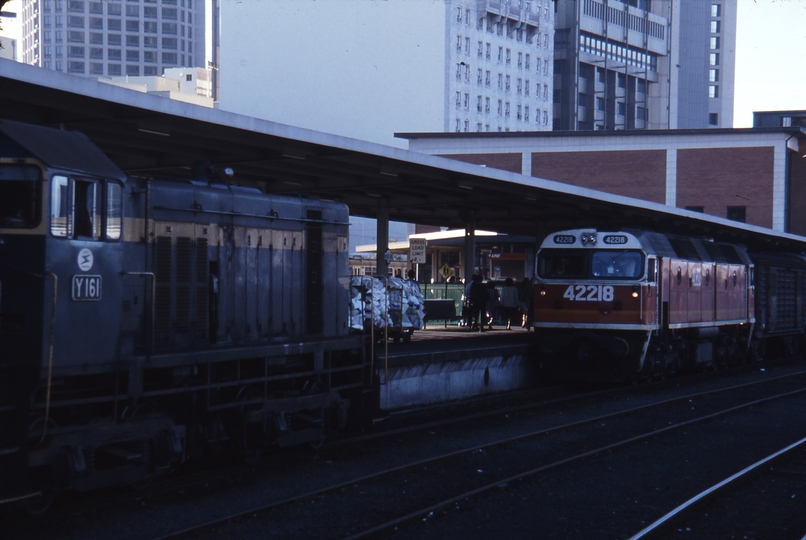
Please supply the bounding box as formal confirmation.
[19,0,205,78]
[553,0,736,131]
[219,0,555,147]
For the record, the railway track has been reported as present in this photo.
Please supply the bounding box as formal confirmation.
[151,366,806,540]
[8,362,806,539]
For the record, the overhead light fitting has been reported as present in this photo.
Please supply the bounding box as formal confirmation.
[282,151,307,160]
[380,169,398,177]
[458,184,473,190]
[138,127,171,137]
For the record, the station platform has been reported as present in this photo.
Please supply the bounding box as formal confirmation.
[370,326,541,410]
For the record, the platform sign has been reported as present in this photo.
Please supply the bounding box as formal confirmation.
[409,238,427,264]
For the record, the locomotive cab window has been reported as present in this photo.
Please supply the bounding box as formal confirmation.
[538,250,587,278]
[0,164,42,229]
[591,251,644,279]
[50,175,122,241]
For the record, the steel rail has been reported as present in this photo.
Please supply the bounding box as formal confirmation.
[627,435,806,540]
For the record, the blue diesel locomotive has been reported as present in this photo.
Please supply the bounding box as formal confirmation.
[0,120,369,510]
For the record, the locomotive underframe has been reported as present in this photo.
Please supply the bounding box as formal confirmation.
[17,335,369,506]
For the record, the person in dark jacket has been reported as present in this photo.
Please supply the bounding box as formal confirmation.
[468,274,490,332]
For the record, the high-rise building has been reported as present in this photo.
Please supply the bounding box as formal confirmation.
[553,0,736,131]
[219,0,555,147]
[19,0,205,78]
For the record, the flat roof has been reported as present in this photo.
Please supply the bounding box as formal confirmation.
[2,58,806,253]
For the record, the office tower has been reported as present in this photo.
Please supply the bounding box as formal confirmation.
[553,0,736,130]
[19,0,205,78]
[219,0,556,147]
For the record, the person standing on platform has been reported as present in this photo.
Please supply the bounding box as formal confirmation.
[485,280,499,330]
[468,274,490,332]
[499,277,520,330]
[519,277,534,330]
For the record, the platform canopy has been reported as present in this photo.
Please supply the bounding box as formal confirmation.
[2,59,805,252]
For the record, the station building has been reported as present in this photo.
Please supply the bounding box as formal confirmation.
[399,122,806,235]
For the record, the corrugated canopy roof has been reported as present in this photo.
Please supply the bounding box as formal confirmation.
[2,59,805,253]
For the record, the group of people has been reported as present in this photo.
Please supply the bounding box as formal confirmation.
[463,275,533,332]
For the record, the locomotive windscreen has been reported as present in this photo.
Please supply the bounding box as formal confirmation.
[0,164,41,229]
[538,249,644,280]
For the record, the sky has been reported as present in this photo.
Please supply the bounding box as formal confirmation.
[733,0,806,127]
[0,0,803,128]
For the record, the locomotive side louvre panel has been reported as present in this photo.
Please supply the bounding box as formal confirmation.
[150,221,210,347]
[306,209,324,336]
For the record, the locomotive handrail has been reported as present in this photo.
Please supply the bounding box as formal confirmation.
[152,205,350,225]
[122,272,156,352]
[37,272,57,445]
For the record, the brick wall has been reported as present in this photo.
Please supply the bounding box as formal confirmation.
[530,149,667,204]
[677,147,774,228]
[788,139,806,236]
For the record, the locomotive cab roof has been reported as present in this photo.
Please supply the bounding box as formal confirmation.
[0,119,125,182]
[540,228,752,266]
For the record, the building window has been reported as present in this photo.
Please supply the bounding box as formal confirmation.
[497,73,503,89]
[108,48,121,61]
[710,36,720,49]
[126,50,139,62]
[464,93,469,109]
[477,68,483,85]
[710,20,720,33]
[709,113,719,126]
[126,64,139,76]
[686,206,704,213]
[478,41,483,57]
[485,70,490,87]
[525,106,529,122]
[162,37,178,49]
[709,69,718,82]
[89,62,103,74]
[616,101,626,116]
[711,4,721,17]
[498,46,503,62]
[465,36,470,54]
[517,104,522,121]
[162,52,178,64]
[525,54,530,70]
[125,20,139,32]
[505,75,510,91]
[477,95,483,112]
[455,91,461,108]
[456,35,462,52]
[596,97,605,111]
[497,99,502,116]
[144,36,157,48]
[126,35,139,47]
[710,53,719,66]
[525,79,530,96]
[505,102,510,117]
[485,97,490,113]
[108,63,121,76]
[727,206,746,223]
[126,5,139,17]
[709,85,719,98]
[637,106,646,121]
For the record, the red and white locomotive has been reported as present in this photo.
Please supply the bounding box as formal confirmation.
[533,229,806,381]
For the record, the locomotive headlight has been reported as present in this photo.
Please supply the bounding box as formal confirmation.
[540,290,547,296]
[631,285,639,298]
[581,232,597,246]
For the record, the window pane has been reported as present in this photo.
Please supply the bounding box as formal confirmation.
[0,165,41,229]
[592,251,643,278]
[74,179,99,239]
[106,182,122,240]
[51,175,70,237]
